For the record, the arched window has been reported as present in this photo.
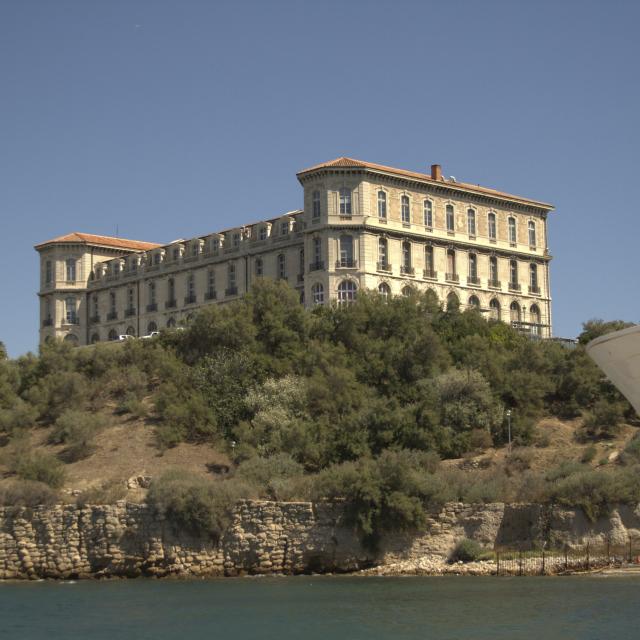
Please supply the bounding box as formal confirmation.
[489,256,498,285]
[147,321,158,334]
[401,241,412,274]
[401,195,410,224]
[63,334,78,345]
[528,220,537,247]
[488,212,497,240]
[467,209,476,236]
[446,204,455,232]
[255,257,263,277]
[425,289,439,306]
[468,253,478,282]
[529,264,539,292]
[446,291,460,311]
[108,329,118,341]
[401,285,414,297]
[424,245,435,277]
[489,298,501,320]
[311,282,324,305]
[377,191,387,219]
[126,326,136,336]
[277,253,287,279]
[312,190,321,219]
[509,260,519,287]
[339,188,352,215]
[378,237,388,269]
[468,295,480,309]
[166,317,176,328]
[508,217,517,244]
[510,301,521,323]
[90,333,100,344]
[530,304,541,336]
[65,297,77,324]
[378,282,391,299]
[446,249,457,279]
[337,280,357,305]
[423,200,433,228]
[65,258,76,282]
[339,235,354,268]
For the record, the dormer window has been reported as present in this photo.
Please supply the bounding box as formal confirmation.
[154,252,161,265]
[259,226,267,241]
[233,233,240,247]
[280,221,289,236]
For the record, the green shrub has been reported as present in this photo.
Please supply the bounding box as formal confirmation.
[0,480,59,507]
[0,398,38,434]
[621,434,640,465]
[147,470,252,540]
[235,454,304,500]
[450,538,485,563]
[50,410,107,462]
[581,445,597,463]
[505,447,534,475]
[6,445,66,488]
[582,400,625,440]
[116,393,148,418]
[77,480,127,506]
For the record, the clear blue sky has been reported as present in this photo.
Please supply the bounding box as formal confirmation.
[1,0,638,357]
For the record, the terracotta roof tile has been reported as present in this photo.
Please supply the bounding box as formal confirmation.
[297,157,553,209]
[35,232,161,252]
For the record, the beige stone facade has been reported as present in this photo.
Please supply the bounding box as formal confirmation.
[35,157,554,345]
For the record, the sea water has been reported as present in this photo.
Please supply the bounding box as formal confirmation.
[0,575,638,640]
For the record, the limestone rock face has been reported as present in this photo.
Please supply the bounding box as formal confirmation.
[0,500,636,580]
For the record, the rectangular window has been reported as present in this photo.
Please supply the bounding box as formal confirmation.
[339,235,354,267]
[467,209,476,236]
[129,288,136,308]
[528,221,537,247]
[312,191,321,219]
[233,233,240,248]
[339,188,352,215]
[378,191,387,219]
[508,218,517,244]
[154,253,161,265]
[228,263,236,288]
[425,246,434,272]
[488,213,497,240]
[446,205,455,232]
[45,260,52,284]
[280,221,288,236]
[313,237,322,264]
[424,201,433,228]
[66,259,76,282]
[401,196,410,224]
[173,248,180,261]
[278,254,286,279]
[65,297,77,324]
[208,270,215,293]
[259,226,267,241]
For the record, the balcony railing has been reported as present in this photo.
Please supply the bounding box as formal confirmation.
[126,307,138,317]
[467,276,480,286]
[529,285,541,295]
[376,261,392,273]
[336,258,357,269]
[107,311,118,321]
[488,279,501,289]
[205,290,217,301]
[225,286,238,297]
[400,266,415,276]
[445,272,459,283]
[509,282,522,292]
[42,317,53,327]
[65,317,80,326]
[184,294,197,305]
[145,304,156,313]
[423,269,437,280]
[309,261,324,272]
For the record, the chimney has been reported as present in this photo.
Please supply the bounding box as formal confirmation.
[430,164,442,181]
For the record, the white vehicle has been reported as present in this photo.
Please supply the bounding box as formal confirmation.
[141,331,160,340]
[118,334,135,341]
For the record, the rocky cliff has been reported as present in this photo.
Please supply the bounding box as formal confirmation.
[1,500,639,579]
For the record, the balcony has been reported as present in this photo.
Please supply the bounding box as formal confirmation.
[126,307,138,317]
[184,294,197,305]
[336,258,357,269]
[89,315,100,325]
[64,316,80,326]
[423,269,437,280]
[309,261,324,272]
[145,304,156,313]
[376,262,392,273]
[400,266,415,276]
[107,311,118,321]
[529,285,541,295]
[205,290,217,301]
[165,300,177,309]
[488,279,501,289]
[445,273,459,283]
[42,317,53,327]
[225,286,238,297]
[509,282,522,292]
[467,276,480,286]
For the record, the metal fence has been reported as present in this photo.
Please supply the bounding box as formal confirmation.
[495,541,640,576]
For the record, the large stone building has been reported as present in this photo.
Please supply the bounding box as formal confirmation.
[35,157,554,345]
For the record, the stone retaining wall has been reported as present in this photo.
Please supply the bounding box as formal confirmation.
[1,500,639,579]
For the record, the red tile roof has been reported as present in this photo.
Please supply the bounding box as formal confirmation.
[35,232,161,252]
[297,157,553,209]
